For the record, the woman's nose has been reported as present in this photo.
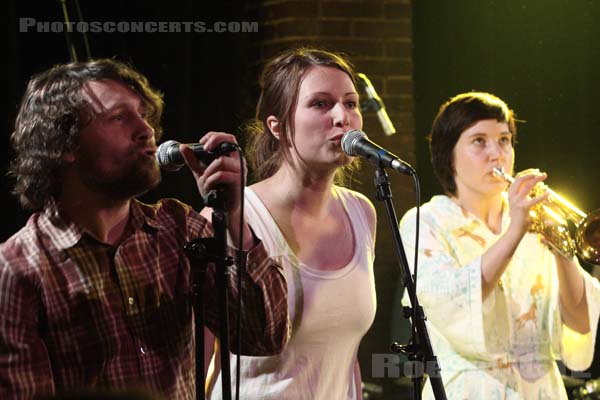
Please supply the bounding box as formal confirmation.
[487,141,504,160]
[332,102,350,127]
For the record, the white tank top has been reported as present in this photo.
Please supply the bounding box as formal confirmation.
[207,186,377,399]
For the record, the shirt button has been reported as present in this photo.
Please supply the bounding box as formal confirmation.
[128,297,135,305]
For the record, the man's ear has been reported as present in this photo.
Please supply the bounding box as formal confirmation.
[266,116,281,140]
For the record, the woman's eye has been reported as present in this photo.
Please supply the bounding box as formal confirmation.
[312,100,326,108]
[500,136,511,145]
[346,101,358,109]
[111,114,124,121]
[473,138,484,145]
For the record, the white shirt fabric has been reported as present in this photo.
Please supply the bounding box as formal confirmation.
[207,186,377,399]
[400,195,600,399]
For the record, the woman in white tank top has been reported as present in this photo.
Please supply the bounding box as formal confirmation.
[205,48,377,399]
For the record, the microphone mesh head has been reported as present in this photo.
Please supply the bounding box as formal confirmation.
[156,140,182,171]
[341,129,367,156]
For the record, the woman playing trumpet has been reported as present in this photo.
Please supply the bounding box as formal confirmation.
[399,92,600,399]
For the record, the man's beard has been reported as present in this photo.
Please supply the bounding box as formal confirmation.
[79,155,162,200]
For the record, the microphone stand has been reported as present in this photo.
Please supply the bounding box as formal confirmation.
[373,167,447,400]
[59,0,78,61]
[58,0,92,61]
[184,189,233,400]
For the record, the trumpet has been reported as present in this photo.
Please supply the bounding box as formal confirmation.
[493,167,600,265]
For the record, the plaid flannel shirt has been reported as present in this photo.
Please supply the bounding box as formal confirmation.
[0,198,288,399]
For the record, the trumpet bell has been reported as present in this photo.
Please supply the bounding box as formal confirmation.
[492,167,600,265]
[576,208,600,265]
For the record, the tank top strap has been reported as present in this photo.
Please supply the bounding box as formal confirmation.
[244,187,291,258]
[333,185,374,251]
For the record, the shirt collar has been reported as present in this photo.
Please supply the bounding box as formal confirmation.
[40,198,161,251]
[130,199,162,231]
[40,200,84,251]
[432,194,510,234]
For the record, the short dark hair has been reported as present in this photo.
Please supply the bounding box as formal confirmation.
[246,47,360,185]
[429,92,517,196]
[10,58,164,211]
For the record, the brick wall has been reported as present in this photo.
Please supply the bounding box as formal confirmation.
[250,0,415,154]
[244,0,416,395]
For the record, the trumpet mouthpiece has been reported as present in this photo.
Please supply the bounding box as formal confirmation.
[492,167,513,183]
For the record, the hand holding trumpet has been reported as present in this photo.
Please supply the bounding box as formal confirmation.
[493,167,600,264]
[502,168,549,236]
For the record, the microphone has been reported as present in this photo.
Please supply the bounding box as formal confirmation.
[356,73,396,136]
[156,140,238,171]
[341,129,415,175]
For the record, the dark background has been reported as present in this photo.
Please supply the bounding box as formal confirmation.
[413,0,600,211]
[3,1,261,232]
[4,1,600,398]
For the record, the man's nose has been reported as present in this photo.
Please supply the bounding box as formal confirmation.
[133,115,155,142]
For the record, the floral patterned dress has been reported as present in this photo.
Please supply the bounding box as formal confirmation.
[400,195,600,399]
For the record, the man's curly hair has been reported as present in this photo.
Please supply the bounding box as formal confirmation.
[10,59,164,211]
